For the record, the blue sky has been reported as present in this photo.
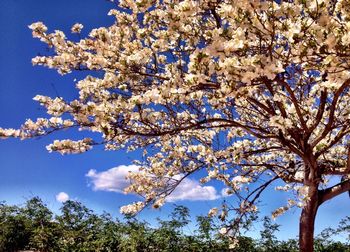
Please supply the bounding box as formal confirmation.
[0,0,350,241]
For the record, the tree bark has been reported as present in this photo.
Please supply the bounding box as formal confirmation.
[299,186,319,252]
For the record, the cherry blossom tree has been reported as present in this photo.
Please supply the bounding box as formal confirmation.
[2,0,350,251]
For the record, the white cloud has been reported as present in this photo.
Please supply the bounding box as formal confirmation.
[166,176,220,202]
[86,165,139,193]
[56,192,69,203]
[86,165,220,202]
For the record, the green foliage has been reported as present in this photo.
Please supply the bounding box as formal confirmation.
[259,216,280,251]
[0,202,30,252]
[119,217,153,251]
[314,238,350,252]
[24,197,60,251]
[313,218,350,252]
[0,197,349,251]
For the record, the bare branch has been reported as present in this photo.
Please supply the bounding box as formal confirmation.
[308,89,327,136]
[319,179,350,205]
[311,79,350,148]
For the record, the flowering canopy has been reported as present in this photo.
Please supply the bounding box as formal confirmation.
[2,0,350,243]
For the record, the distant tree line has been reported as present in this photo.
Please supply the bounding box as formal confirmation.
[0,197,349,252]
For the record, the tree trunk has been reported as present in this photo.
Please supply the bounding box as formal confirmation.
[299,186,319,252]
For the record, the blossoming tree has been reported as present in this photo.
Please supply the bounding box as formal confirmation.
[2,0,350,251]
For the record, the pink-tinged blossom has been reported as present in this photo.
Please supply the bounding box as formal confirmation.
[71,23,83,34]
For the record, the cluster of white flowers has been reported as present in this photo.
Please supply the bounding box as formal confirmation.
[46,138,93,154]
[208,207,218,217]
[219,227,227,235]
[0,128,20,138]
[28,22,47,39]
[240,200,258,213]
[120,201,145,215]
[71,23,83,33]
[272,206,289,220]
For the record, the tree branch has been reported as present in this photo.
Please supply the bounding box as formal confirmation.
[311,79,350,148]
[308,89,327,136]
[278,78,308,131]
[319,179,350,205]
